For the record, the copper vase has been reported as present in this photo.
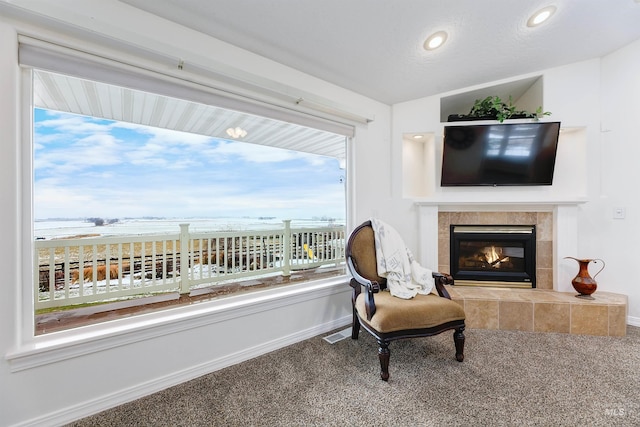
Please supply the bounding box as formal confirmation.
[564,257,605,299]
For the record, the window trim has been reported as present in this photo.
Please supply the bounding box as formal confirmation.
[18,36,358,137]
[15,40,356,361]
[7,276,350,372]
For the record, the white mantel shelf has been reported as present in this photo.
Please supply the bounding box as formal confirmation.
[414,197,587,212]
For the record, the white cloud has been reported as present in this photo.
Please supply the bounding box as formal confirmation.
[36,114,112,135]
[114,122,214,147]
[35,133,125,175]
[34,110,344,220]
[204,140,329,165]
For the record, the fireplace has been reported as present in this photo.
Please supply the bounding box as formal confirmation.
[450,225,536,288]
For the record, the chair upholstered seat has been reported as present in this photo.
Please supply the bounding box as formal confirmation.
[355,291,465,333]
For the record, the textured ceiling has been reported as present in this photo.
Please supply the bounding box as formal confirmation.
[120,0,640,104]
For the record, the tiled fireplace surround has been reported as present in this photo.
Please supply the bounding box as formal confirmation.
[438,211,553,289]
[416,203,627,336]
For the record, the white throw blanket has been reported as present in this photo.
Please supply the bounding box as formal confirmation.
[371,218,434,299]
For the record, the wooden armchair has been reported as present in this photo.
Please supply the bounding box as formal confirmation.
[345,220,465,381]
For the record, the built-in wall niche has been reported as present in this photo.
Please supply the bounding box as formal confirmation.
[439,76,543,122]
[402,132,435,198]
[404,74,586,200]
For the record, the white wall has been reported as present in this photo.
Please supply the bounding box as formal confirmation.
[391,49,640,325]
[0,2,390,425]
[597,38,640,321]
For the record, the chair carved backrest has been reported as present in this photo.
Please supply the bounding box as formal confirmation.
[346,221,386,288]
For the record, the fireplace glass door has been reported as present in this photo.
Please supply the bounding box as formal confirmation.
[450,225,536,288]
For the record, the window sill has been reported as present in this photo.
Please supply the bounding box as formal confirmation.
[6,275,350,372]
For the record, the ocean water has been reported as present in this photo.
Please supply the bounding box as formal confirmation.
[34,217,344,239]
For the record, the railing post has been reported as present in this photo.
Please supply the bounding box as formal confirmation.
[282,220,291,277]
[179,223,190,294]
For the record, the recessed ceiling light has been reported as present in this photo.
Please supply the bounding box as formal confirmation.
[412,134,424,140]
[527,6,556,27]
[423,31,448,51]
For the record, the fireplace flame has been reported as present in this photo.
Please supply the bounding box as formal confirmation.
[483,246,509,268]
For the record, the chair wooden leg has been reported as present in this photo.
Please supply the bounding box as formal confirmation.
[454,326,465,362]
[377,340,390,381]
[351,307,361,340]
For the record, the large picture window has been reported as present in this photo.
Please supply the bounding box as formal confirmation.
[30,67,348,334]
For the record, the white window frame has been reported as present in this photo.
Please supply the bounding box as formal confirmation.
[8,37,357,372]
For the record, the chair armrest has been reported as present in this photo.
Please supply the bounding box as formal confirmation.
[432,272,454,300]
[347,257,379,320]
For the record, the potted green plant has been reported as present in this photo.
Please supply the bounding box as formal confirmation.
[448,96,551,123]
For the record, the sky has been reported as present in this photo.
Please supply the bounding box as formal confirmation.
[34,108,346,221]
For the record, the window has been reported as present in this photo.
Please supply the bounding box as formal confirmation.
[26,57,350,334]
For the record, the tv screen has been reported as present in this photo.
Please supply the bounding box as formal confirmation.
[441,121,561,186]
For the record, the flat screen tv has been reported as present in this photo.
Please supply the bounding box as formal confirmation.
[441,121,561,186]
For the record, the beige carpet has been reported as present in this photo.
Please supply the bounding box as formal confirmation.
[68,326,640,426]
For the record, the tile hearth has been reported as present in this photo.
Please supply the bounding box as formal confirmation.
[447,286,627,337]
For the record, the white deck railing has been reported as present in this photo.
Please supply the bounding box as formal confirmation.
[35,221,345,310]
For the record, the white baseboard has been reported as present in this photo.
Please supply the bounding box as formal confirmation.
[15,315,352,427]
[628,316,640,328]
